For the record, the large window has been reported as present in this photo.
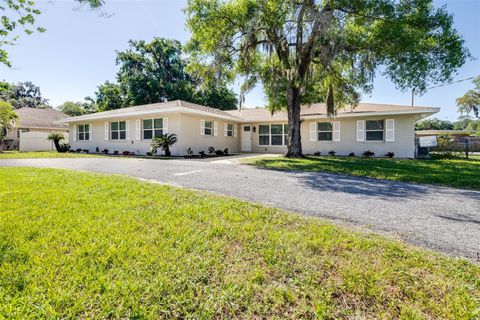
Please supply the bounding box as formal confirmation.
[259,124,288,146]
[110,121,126,140]
[78,124,90,141]
[226,123,234,137]
[366,120,384,141]
[317,122,333,141]
[143,118,164,140]
[203,120,213,136]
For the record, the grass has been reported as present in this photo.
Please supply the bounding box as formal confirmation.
[0,151,103,159]
[1,168,479,319]
[245,156,480,190]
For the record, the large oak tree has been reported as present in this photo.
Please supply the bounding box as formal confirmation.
[186,0,469,157]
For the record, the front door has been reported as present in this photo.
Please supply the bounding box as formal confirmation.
[241,125,252,152]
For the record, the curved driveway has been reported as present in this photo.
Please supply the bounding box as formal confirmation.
[1,157,479,261]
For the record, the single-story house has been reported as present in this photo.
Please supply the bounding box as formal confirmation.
[60,100,439,158]
[4,107,69,151]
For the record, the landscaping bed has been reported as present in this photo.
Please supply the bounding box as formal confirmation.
[0,167,478,318]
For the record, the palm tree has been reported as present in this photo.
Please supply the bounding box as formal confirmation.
[150,133,177,156]
[47,132,65,152]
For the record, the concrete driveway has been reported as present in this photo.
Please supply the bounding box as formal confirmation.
[1,156,479,261]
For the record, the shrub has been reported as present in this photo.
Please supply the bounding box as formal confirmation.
[186,148,194,156]
[215,149,224,156]
[223,148,229,155]
[385,152,395,158]
[123,151,134,156]
[146,152,153,156]
[199,151,206,157]
[363,150,375,157]
[82,149,89,153]
[328,150,336,156]
[76,148,82,153]
[102,149,109,154]
[208,146,215,154]
[113,151,119,155]
[348,152,355,157]
[57,143,70,153]
[96,147,100,153]
[313,151,321,156]
[47,132,66,152]
[151,133,178,156]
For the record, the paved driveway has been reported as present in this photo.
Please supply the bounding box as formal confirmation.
[1,157,479,261]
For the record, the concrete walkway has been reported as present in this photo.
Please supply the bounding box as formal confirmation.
[1,157,479,261]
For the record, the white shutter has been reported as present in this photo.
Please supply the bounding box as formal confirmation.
[88,123,93,141]
[333,121,341,141]
[135,119,141,140]
[163,117,168,134]
[125,120,130,140]
[310,122,317,141]
[385,119,395,142]
[224,123,228,137]
[234,124,238,137]
[214,121,218,136]
[356,120,365,141]
[200,120,205,135]
[104,122,109,140]
[72,125,77,142]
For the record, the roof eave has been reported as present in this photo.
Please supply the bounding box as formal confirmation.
[59,107,242,123]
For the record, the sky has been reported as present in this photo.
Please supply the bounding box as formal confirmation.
[0,0,479,121]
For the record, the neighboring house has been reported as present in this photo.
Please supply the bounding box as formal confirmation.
[61,100,438,158]
[5,108,69,151]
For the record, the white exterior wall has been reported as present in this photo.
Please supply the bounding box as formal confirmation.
[69,112,240,156]
[19,129,69,152]
[69,112,416,158]
[242,114,416,158]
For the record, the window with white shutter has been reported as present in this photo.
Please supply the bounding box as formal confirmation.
[385,119,395,142]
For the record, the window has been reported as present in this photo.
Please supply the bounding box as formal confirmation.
[258,124,288,146]
[366,120,384,141]
[226,123,234,137]
[110,121,126,140]
[317,122,333,141]
[78,124,90,141]
[203,120,213,136]
[143,118,163,140]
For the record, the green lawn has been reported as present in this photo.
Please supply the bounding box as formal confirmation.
[0,151,103,159]
[245,156,480,190]
[1,168,479,319]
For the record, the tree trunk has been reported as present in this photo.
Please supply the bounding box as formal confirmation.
[53,139,61,152]
[286,85,303,158]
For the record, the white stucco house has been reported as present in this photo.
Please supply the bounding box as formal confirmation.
[60,100,439,158]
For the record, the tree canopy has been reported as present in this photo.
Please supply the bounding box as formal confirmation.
[57,101,88,117]
[186,0,469,156]
[0,100,18,141]
[0,81,50,109]
[415,118,454,131]
[456,76,480,119]
[115,38,238,110]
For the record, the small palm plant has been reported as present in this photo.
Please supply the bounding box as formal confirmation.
[47,132,66,152]
[150,133,177,157]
